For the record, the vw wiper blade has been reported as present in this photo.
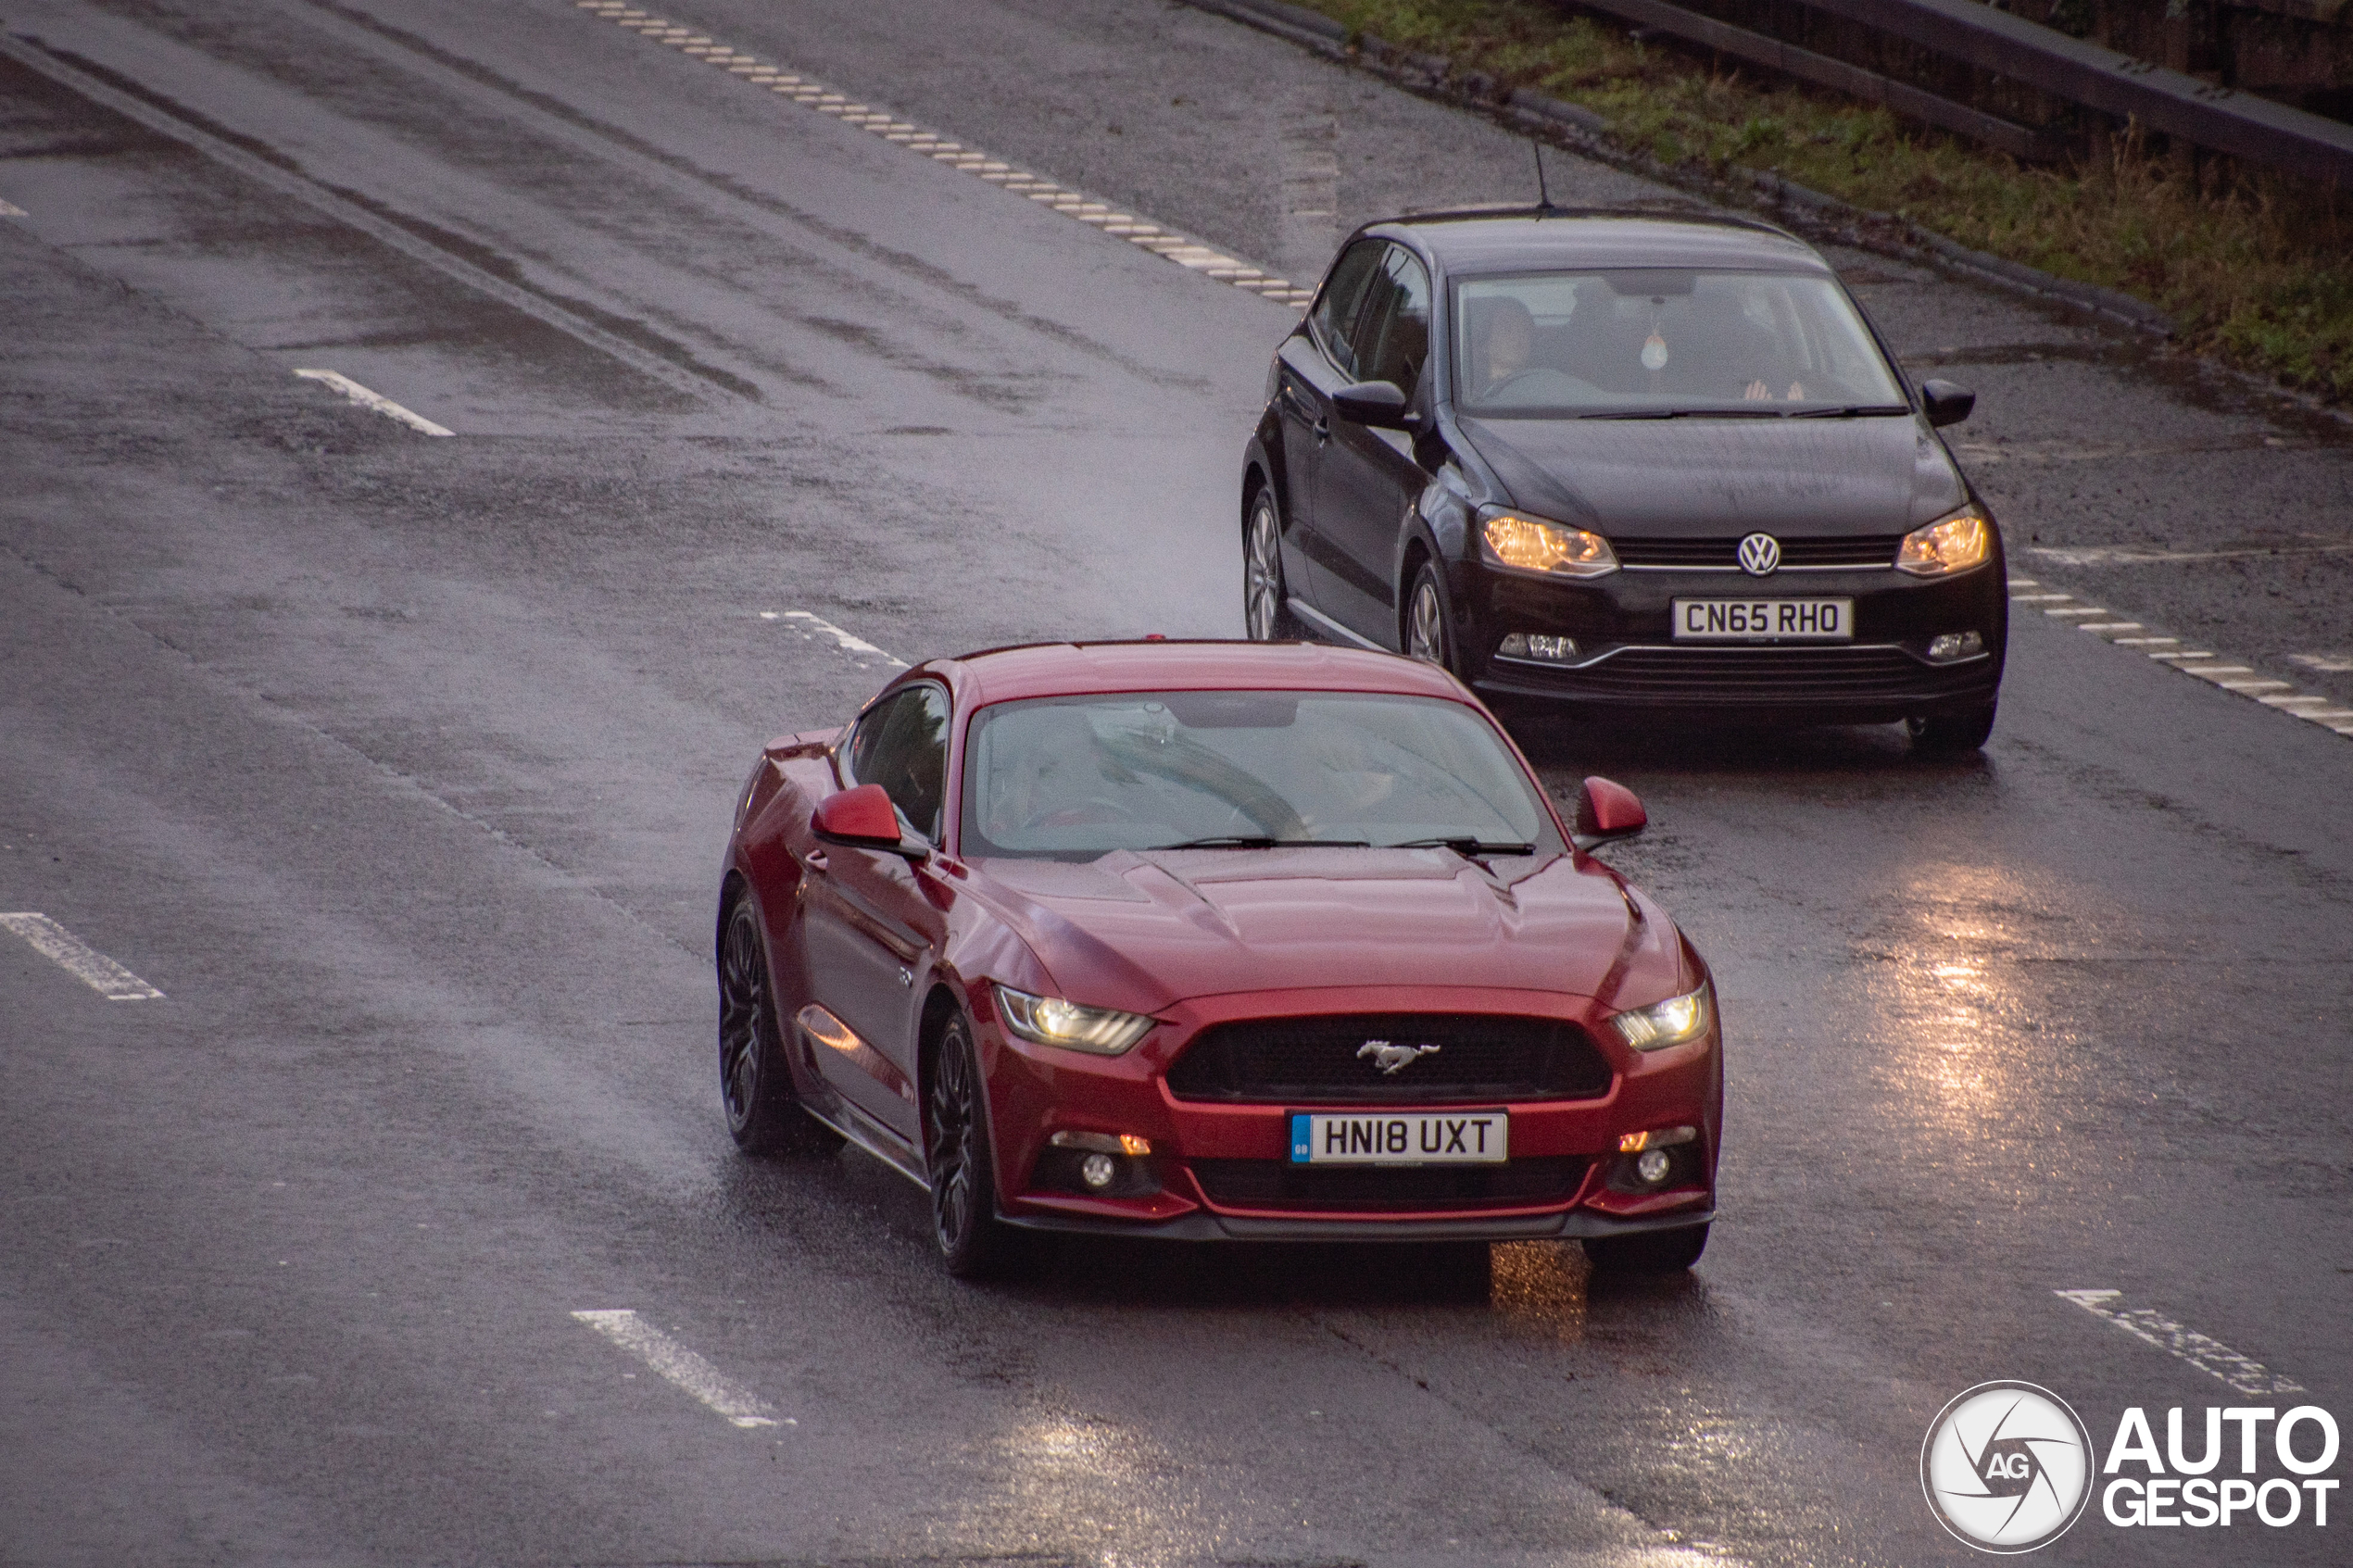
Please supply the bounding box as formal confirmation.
[1146,835,1371,850]
[1789,403,1911,419]
[1579,408,1687,420]
[1388,836,1539,856]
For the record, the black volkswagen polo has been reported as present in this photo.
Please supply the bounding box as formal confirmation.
[1239,209,2006,752]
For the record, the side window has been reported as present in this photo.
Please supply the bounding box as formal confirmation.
[843,684,950,843]
[1359,247,1431,392]
[1309,241,1386,378]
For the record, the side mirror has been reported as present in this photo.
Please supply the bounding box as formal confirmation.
[812,784,903,848]
[1572,775,1647,848]
[1331,379,1416,431]
[1920,379,1975,429]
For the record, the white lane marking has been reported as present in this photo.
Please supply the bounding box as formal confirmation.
[2029,541,2353,567]
[575,6,1314,307]
[2057,1290,2304,1397]
[2020,586,2347,740]
[780,610,908,670]
[0,913,165,999]
[0,197,26,216]
[570,1310,784,1428]
[2289,652,2353,672]
[292,370,454,436]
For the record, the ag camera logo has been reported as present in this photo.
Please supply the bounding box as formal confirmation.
[1921,1382,2095,1552]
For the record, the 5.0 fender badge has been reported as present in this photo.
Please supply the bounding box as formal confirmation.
[1358,1040,1441,1074]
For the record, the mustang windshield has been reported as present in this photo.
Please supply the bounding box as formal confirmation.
[1454,268,1905,417]
[961,690,1560,861]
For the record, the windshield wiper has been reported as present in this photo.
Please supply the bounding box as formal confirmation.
[1145,835,1371,850]
[1788,403,1910,419]
[1387,836,1540,857]
[1579,407,1784,420]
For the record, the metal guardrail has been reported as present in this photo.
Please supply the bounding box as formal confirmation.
[1570,0,2058,160]
[1577,0,2353,187]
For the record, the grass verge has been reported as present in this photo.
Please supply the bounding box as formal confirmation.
[1288,0,2352,404]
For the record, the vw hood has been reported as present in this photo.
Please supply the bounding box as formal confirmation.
[1455,411,1967,536]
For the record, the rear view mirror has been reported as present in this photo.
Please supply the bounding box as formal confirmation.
[812,784,903,848]
[1572,776,1647,848]
[1920,379,1976,428]
[1331,380,1416,431]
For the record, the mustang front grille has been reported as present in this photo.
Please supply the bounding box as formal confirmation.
[1189,1156,1590,1211]
[1165,1014,1612,1104]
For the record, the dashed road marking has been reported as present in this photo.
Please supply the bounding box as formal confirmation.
[0,197,26,216]
[2057,1289,2304,1397]
[2289,652,2353,673]
[2007,586,2349,738]
[571,1310,786,1429]
[776,610,908,671]
[0,912,165,999]
[294,369,454,435]
[571,0,1313,306]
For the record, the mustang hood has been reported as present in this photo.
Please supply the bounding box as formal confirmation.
[971,847,1684,1014]
[1456,412,1966,537]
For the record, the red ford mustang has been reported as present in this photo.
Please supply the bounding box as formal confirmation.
[716,640,1720,1276]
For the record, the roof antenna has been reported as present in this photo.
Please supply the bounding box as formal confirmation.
[1531,139,1557,216]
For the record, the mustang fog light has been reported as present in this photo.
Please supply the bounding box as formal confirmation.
[1049,1130,1151,1156]
[1079,1153,1117,1189]
[1608,985,1715,1051]
[1927,630,1984,662]
[995,985,1155,1055]
[1497,632,1579,663]
[1635,1148,1674,1185]
[1895,509,1992,577]
[1480,512,1618,579]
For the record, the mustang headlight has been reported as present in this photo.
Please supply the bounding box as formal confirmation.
[1608,984,1715,1051]
[994,985,1155,1055]
[1480,511,1618,579]
[1895,508,1992,577]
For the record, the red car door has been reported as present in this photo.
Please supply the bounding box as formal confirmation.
[797,683,951,1146]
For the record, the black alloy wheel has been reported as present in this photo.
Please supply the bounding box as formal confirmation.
[1244,488,1302,641]
[718,898,840,1156]
[1583,1222,1709,1276]
[1404,561,1456,673]
[925,1014,1014,1277]
[1906,700,1997,757]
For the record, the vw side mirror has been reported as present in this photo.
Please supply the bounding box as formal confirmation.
[1572,775,1647,849]
[1920,379,1975,429]
[812,784,903,848]
[1331,379,1417,431]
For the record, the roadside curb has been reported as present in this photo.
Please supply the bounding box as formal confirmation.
[1178,0,2172,336]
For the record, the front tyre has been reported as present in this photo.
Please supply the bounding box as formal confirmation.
[1583,1222,1709,1276]
[1244,488,1302,641]
[1404,561,1457,673]
[1906,699,1996,756]
[925,1014,1014,1278]
[718,897,841,1156]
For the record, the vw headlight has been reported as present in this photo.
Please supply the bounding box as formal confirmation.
[1480,511,1618,579]
[1895,508,1992,577]
[1608,984,1715,1051]
[994,985,1155,1055]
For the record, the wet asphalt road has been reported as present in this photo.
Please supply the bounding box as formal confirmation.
[1,3,2348,1566]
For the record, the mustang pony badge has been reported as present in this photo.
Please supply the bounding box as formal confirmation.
[1358,1040,1441,1074]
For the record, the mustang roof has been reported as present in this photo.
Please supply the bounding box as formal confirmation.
[929,640,1472,709]
[1372,211,1831,278]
